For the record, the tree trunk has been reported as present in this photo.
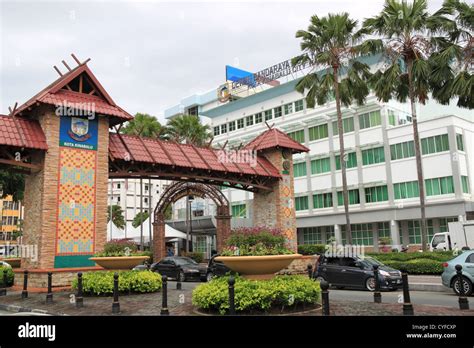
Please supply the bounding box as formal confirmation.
[407,58,428,252]
[333,67,352,245]
[140,177,144,251]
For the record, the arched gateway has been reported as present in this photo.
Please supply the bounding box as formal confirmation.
[0,57,308,287]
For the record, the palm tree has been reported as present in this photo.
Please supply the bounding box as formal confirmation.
[429,0,473,109]
[361,0,450,251]
[121,113,167,138]
[107,204,126,229]
[166,114,212,146]
[293,13,374,245]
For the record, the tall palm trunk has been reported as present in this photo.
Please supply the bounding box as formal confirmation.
[333,67,352,245]
[407,58,427,251]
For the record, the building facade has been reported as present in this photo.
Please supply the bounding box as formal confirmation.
[0,195,22,243]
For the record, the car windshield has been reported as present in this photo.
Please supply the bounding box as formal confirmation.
[432,235,445,247]
[174,257,197,266]
[361,257,384,267]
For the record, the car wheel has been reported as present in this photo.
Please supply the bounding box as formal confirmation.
[452,277,473,296]
[365,277,376,291]
[178,271,186,282]
[206,272,214,282]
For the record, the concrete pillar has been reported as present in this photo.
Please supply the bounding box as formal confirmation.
[389,220,401,251]
[334,224,342,245]
[215,205,231,253]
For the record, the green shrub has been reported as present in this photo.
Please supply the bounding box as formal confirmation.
[192,275,320,314]
[0,266,14,287]
[298,244,327,255]
[94,239,152,257]
[369,251,453,262]
[382,259,445,274]
[183,252,204,264]
[71,270,162,295]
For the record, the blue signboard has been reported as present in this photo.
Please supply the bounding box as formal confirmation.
[59,116,98,151]
[225,65,256,87]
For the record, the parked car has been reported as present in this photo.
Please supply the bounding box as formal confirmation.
[206,254,231,281]
[441,250,474,296]
[0,261,12,268]
[314,255,403,291]
[132,264,149,271]
[150,256,207,282]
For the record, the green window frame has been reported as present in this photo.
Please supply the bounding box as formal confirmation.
[221,124,227,133]
[359,110,381,129]
[456,133,464,151]
[308,124,328,141]
[300,227,322,244]
[351,223,374,246]
[274,106,282,118]
[394,180,420,199]
[245,115,254,126]
[265,110,273,121]
[332,117,355,135]
[295,196,309,211]
[390,140,415,160]
[231,204,246,218]
[284,103,293,115]
[311,157,331,174]
[421,134,449,155]
[255,113,263,123]
[377,222,391,239]
[287,130,305,143]
[325,226,335,243]
[335,152,357,170]
[365,185,389,203]
[228,121,235,132]
[294,99,304,112]
[461,176,470,193]
[213,126,220,136]
[425,176,454,196]
[313,193,333,209]
[337,189,360,206]
[388,110,396,126]
[362,146,385,166]
[439,217,457,232]
[407,220,421,244]
[293,162,307,177]
[237,118,244,129]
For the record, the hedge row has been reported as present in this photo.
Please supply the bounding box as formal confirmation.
[297,244,326,255]
[381,259,445,275]
[368,251,454,262]
[0,266,14,287]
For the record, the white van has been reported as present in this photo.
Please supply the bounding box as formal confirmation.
[430,221,474,251]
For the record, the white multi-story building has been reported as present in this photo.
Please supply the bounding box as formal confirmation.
[165,59,473,252]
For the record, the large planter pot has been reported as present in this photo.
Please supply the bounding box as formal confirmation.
[89,256,149,270]
[215,254,302,280]
[0,258,21,268]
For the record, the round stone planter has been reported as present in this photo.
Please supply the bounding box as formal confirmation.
[215,254,302,280]
[0,257,21,268]
[89,256,149,270]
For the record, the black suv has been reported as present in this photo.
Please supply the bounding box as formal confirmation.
[205,254,231,281]
[315,255,403,291]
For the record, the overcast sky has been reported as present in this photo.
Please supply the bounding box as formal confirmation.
[1,0,444,122]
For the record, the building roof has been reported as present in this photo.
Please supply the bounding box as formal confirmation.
[0,115,48,150]
[13,63,133,125]
[244,127,309,153]
[109,133,281,178]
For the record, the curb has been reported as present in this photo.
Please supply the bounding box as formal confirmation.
[409,283,449,293]
[0,303,62,316]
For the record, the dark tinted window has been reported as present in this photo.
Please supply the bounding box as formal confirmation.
[466,253,474,263]
[325,257,340,265]
[340,257,357,267]
[160,258,174,265]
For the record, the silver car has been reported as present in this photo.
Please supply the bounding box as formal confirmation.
[441,250,474,295]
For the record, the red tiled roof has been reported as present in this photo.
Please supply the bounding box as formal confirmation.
[0,115,48,150]
[244,128,309,153]
[109,133,281,178]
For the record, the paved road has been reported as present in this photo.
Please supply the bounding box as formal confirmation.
[328,288,466,307]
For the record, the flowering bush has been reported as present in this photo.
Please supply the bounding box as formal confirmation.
[94,239,148,257]
[220,227,293,256]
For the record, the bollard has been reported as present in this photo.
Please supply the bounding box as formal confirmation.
[228,276,236,315]
[455,264,469,310]
[307,264,313,280]
[76,272,84,308]
[373,265,381,303]
[0,269,7,296]
[320,280,330,316]
[176,270,182,290]
[161,275,169,315]
[46,272,53,304]
[112,272,120,314]
[401,269,414,315]
[22,270,28,299]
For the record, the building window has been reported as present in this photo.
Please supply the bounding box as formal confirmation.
[295,196,309,211]
[462,176,470,193]
[407,220,421,244]
[117,183,121,189]
[300,227,322,244]
[187,106,198,116]
[221,124,227,134]
[274,106,282,118]
[394,180,420,199]
[421,134,449,155]
[313,193,333,209]
[237,118,244,129]
[228,121,236,132]
[362,146,385,166]
[365,185,389,203]
[439,217,457,232]
[377,222,390,239]
[117,197,121,203]
[456,133,464,151]
[335,152,357,170]
[337,189,360,206]
[284,103,293,115]
[425,176,454,196]
[144,184,149,191]
[287,130,305,143]
[265,110,273,121]
[390,140,415,160]
[309,124,328,141]
[255,113,263,123]
[245,115,254,126]
[293,162,307,177]
[231,204,246,218]
[294,99,304,112]
[311,157,331,174]
[352,223,374,246]
[144,197,148,204]
[332,117,354,135]
[359,110,381,129]
[213,126,220,136]
[388,110,396,126]
[326,226,335,242]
